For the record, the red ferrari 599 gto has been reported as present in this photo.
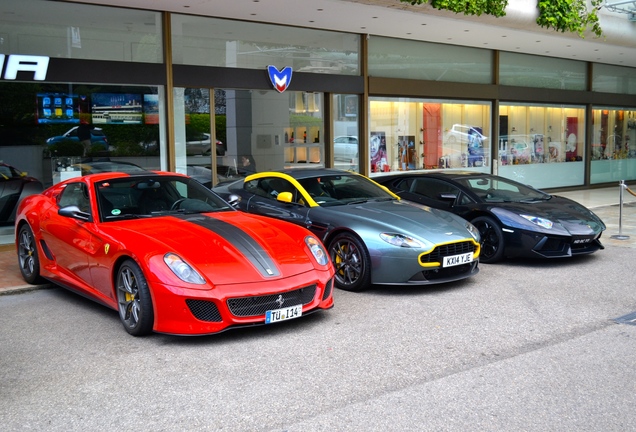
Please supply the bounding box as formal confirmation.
[15,171,334,336]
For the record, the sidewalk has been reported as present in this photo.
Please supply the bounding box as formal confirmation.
[1,185,635,296]
[0,245,51,295]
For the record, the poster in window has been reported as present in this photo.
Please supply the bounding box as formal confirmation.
[370,131,388,172]
[91,93,143,124]
[344,95,357,117]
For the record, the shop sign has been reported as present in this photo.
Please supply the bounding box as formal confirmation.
[0,54,50,81]
[267,65,293,93]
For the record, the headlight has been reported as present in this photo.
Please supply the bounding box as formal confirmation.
[380,233,423,248]
[520,214,553,229]
[464,221,480,241]
[164,253,206,284]
[305,236,329,266]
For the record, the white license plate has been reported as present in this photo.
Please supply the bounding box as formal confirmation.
[443,252,473,267]
[265,304,302,324]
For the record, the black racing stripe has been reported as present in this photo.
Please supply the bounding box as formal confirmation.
[176,215,280,278]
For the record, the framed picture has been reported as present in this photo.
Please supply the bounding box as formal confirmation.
[370,131,388,172]
[344,95,357,117]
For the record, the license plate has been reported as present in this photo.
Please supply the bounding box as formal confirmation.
[443,252,473,267]
[265,304,302,324]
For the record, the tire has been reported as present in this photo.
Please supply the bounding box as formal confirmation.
[116,259,154,336]
[471,216,505,264]
[17,224,44,285]
[328,233,371,292]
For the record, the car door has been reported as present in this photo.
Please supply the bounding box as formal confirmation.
[39,181,96,291]
[406,177,461,210]
[242,176,310,226]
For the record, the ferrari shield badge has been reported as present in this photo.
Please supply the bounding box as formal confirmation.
[267,65,293,93]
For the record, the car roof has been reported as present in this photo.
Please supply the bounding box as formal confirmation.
[375,170,498,184]
[267,168,357,180]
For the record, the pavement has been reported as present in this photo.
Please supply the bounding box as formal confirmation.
[1,186,635,296]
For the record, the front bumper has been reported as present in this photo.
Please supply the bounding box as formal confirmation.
[149,270,334,335]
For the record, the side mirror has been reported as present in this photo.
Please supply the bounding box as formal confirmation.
[227,194,241,208]
[439,193,457,201]
[58,205,91,222]
[276,191,293,203]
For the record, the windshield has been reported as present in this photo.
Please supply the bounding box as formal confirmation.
[456,176,550,203]
[297,174,394,206]
[96,175,233,221]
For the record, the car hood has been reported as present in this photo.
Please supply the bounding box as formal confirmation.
[100,211,319,285]
[321,199,475,244]
[487,195,606,235]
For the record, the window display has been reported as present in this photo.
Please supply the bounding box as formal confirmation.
[590,107,636,184]
[498,104,585,188]
[369,97,491,174]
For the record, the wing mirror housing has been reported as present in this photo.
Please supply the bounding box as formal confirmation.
[58,205,91,222]
[227,194,242,208]
[276,191,293,203]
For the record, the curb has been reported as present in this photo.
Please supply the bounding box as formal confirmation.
[0,284,52,296]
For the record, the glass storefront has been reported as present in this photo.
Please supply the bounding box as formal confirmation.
[497,103,585,188]
[2,0,636,250]
[591,107,636,184]
[0,82,165,189]
[332,94,360,172]
[369,97,491,174]
[171,14,359,75]
[173,88,327,186]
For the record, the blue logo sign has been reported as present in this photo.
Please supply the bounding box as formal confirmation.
[267,65,293,93]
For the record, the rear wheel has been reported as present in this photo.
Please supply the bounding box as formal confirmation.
[471,216,505,264]
[328,233,371,292]
[17,224,44,284]
[116,260,154,336]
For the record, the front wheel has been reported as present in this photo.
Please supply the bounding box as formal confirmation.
[116,259,154,336]
[471,216,505,264]
[17,224,44,284]
[328,233,371,292]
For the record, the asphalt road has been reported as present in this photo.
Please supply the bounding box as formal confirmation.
[1,245,636,432]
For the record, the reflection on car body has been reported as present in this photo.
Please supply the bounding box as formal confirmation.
[376,171,606,263]
[15,171,334,336]
[214,168,481,292]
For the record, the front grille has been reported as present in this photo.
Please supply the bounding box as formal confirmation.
[322,278,333,301]
[186,299,223,322]
[227,285,317,317]
[420,241,476,264]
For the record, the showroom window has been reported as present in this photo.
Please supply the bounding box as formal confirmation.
[368,37,492,84]
[498,103,585,188]
[170,14,359,75]
[590,107,636,184]
[499,52,586,91]
[332,94,360,172]
[174,88,325,185]
[0,0,163,63]
[0,82,165,189]
[593,64,636,95]
[369,97,491,175]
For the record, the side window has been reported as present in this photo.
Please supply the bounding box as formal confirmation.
[58,182,91,213]
[245,177,298,201]
[411,178,458,202]
[394,178,413,192]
